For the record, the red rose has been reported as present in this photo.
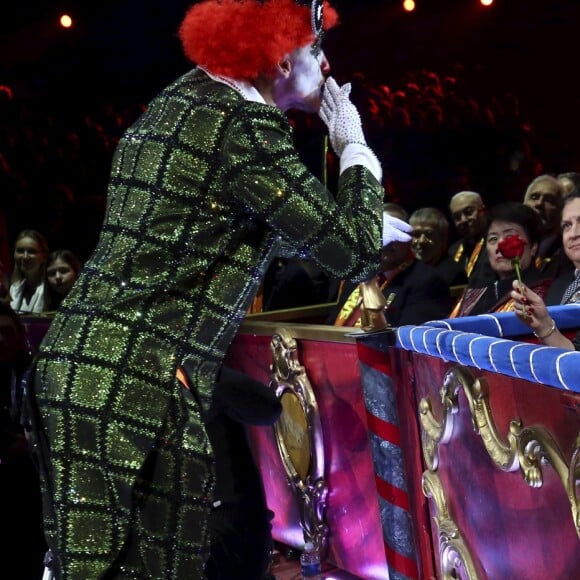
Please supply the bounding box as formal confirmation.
[497,234,528,318]
[497,234,526,260]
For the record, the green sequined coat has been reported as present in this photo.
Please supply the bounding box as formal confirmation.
[33,68,383,579]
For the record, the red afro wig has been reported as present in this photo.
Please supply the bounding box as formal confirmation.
[179,0,339,80]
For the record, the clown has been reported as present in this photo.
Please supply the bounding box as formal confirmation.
[29,1,411,578]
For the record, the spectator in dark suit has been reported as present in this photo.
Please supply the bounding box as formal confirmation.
[328,203,452,327]
[523,174,570,277]
[511,190,580,349]
[409,207,466,286]
[448,190,494,287]
[528,187,580,306]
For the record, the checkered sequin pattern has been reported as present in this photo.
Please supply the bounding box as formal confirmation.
[32,68,384,578]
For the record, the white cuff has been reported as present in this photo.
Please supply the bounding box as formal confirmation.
[339,143,382,183]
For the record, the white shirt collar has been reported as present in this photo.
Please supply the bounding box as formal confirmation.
[198,66,266,104]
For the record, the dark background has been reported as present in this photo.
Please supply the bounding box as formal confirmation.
[2,0,579,161]
[1,0,580,256]
[1,0,578,145]
[0,3,576,96]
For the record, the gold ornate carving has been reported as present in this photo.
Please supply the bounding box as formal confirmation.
[512,425,580,538]
[419,364,580,541]
[270,328,329,554]
[358,278,389,331]
[278,391,310,482]
[422,471,480,579]
[420,366,519,472]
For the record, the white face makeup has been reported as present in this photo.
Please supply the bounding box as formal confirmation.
[275,45,330,113]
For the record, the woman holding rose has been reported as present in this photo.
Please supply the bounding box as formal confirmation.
[511,190,580,349]
[449,202,552,317]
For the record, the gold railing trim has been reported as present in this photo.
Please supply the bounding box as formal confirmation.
[240,319,361,343]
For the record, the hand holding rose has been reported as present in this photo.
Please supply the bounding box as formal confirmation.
[510,279,573,348]
[510,279,548,327]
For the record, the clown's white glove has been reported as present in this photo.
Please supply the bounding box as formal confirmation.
[319,77,366,157]
[382,213,413,247]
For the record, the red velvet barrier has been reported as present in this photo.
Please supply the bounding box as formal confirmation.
[228,321,579,579]
[225,326,389,580]
[20,315,579,578]
[390,348,580,579]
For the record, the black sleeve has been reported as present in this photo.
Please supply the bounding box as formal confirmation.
[397,269,453,326]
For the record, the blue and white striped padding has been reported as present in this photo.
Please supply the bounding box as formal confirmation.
[422,304,580,338]
[396,305,580,393]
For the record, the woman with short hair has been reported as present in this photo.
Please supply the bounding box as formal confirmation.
[450,202,551,317]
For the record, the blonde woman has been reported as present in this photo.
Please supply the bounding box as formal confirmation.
[9,229,49,313]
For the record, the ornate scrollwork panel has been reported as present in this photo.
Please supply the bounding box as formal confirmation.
[419,364,580,542]
[420,366,519,472]
[269,328,329,554]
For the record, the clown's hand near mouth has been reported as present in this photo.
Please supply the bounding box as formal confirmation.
[319,76,365,156]
[319,76,382,182]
